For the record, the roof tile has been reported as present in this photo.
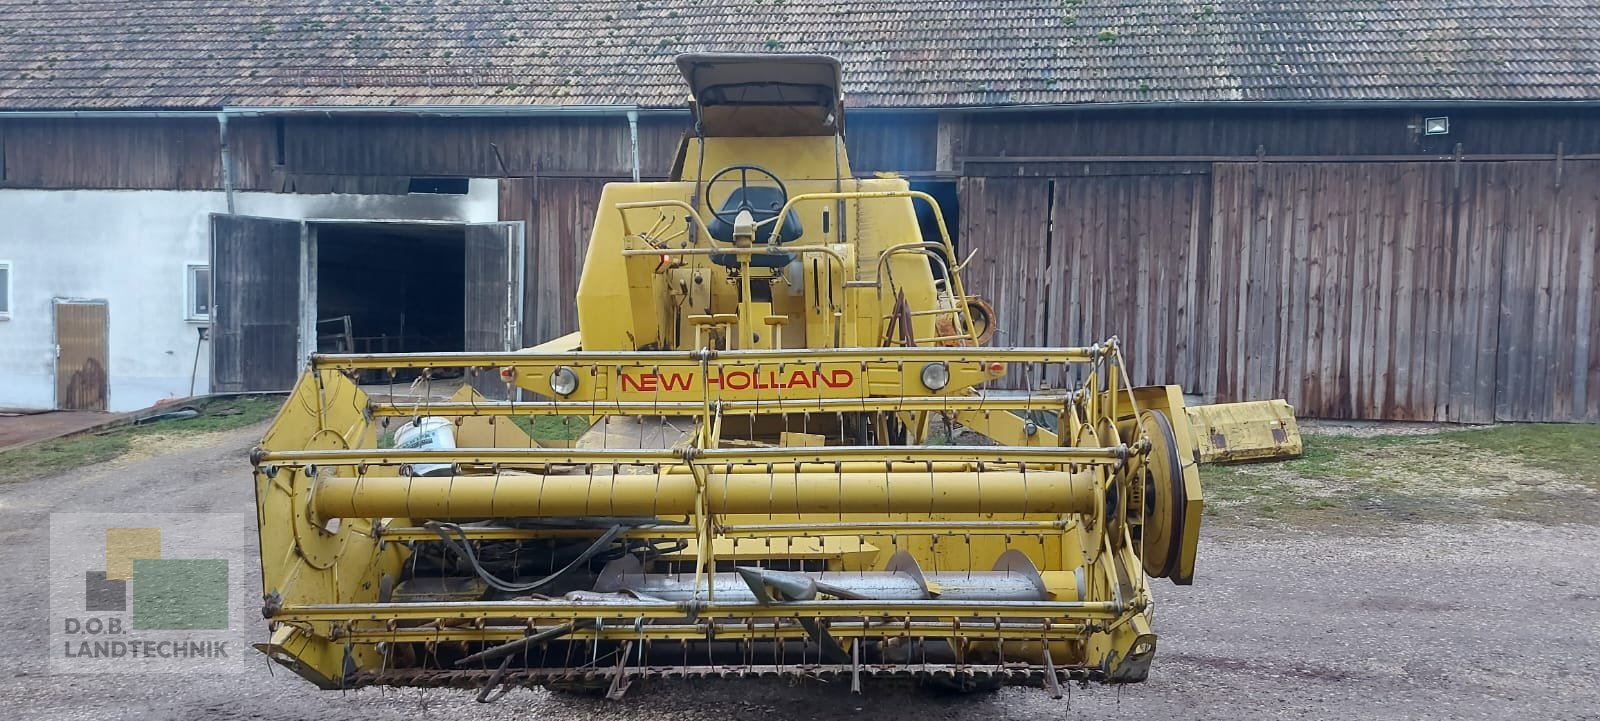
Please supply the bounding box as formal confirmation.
[0,0,1596,109]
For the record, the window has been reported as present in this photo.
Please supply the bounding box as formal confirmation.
[0,261,11,319]
[407,177,469,195]
[186,264,210,320]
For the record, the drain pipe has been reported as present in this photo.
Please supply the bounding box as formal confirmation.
[217,113,236,214]
[627,110,641,182]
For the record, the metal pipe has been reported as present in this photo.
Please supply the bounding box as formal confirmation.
[595,571,1046,603]
[620,243,848,264]
[340,620,1091,644]
[959,152,1600,164]
[309,469,1098,518]
[223,105,655,118]
[272,598,1125,623]
[5,98,1597,122]
[0,110,229,119]
[844,99,1600,113]
[0,105,676,120]
[306,345,1102,369]
[257,444,1124,467]
[372,518,1070,543]
[216,113,235,213]
[365,394,1076,416]
[627,110,641,182]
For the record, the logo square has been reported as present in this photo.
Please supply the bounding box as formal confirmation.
[130,559,229,631]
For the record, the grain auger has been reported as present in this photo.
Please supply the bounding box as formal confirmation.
[249,53,1288,700]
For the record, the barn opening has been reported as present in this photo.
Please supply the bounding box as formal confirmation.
[313,222,466,355]
[909,180,961,277]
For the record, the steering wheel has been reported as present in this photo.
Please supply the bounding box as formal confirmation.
[704,164,790,225]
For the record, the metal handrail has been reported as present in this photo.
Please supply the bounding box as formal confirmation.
[766,191,979,347]
[308,344,1108,370]
[609,191,977,348]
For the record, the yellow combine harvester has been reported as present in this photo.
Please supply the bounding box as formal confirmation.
[250,54,1292,699]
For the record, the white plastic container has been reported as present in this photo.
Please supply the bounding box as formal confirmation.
[394,417,457,477]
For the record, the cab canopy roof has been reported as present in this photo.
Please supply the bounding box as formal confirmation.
[676,53,844,137]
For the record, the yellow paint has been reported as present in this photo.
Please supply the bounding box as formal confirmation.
[104,528,159,581]
[242,54,1306,692]
[779,431,825,446]
[1187,399,1303,463]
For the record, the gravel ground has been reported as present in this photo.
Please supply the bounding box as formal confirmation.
[1,422,1597,721]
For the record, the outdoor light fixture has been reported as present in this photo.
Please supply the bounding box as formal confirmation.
[920,361,950,391]
[1424,117,1450,135]
[549,366,579,396]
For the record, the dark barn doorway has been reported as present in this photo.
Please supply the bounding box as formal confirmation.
[313,223,466,355]
[211,215,522,394]
[909,180,961,278]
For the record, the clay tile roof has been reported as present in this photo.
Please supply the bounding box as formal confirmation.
[1,0,1597,110]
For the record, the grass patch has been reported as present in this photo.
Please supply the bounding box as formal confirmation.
[1442,424,1600,484]
[0,395,282,484]
[1203,423,1600,527]
[510,415,591,442]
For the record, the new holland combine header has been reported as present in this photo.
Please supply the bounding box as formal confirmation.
[250,54,1296,699]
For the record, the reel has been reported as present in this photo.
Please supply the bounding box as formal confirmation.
[1117,409,1195,582]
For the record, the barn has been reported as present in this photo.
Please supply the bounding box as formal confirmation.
[0,0,1597,421]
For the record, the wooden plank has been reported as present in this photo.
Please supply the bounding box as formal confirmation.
[1203,165,1240,402]
[1574,162,1600,420]
[499,176,540,348]
[1458,163,1506,423]
[529,177,618,343]
[1389,163,1415,418]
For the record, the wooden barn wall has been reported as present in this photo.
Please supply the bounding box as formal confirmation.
[1207,161,1600,423]
[6,107,1594,191]
[958,174,1207,391]
[960,160,1600,422]
[1484,161,1600,422]
[957,177,1051,358]
[0,113,945,190]
[0,118,222,189]
[273,115,684,180]
[500,176,617,345]
[1052,174,1209,391]
[1204,163,1468,421]
[961,107,1600,160]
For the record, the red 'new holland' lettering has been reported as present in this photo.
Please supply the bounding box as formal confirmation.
[620,369,854,392]
[620,371,696,392]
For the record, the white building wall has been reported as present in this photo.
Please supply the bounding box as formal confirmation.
[0,180,499,412]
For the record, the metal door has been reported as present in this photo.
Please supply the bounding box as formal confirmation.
[210,214,305,392]
[463,222,525,398]
[54,300,109,410]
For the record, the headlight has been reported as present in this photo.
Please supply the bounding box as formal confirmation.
[919,361,950,391]
[549,366,579,396]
